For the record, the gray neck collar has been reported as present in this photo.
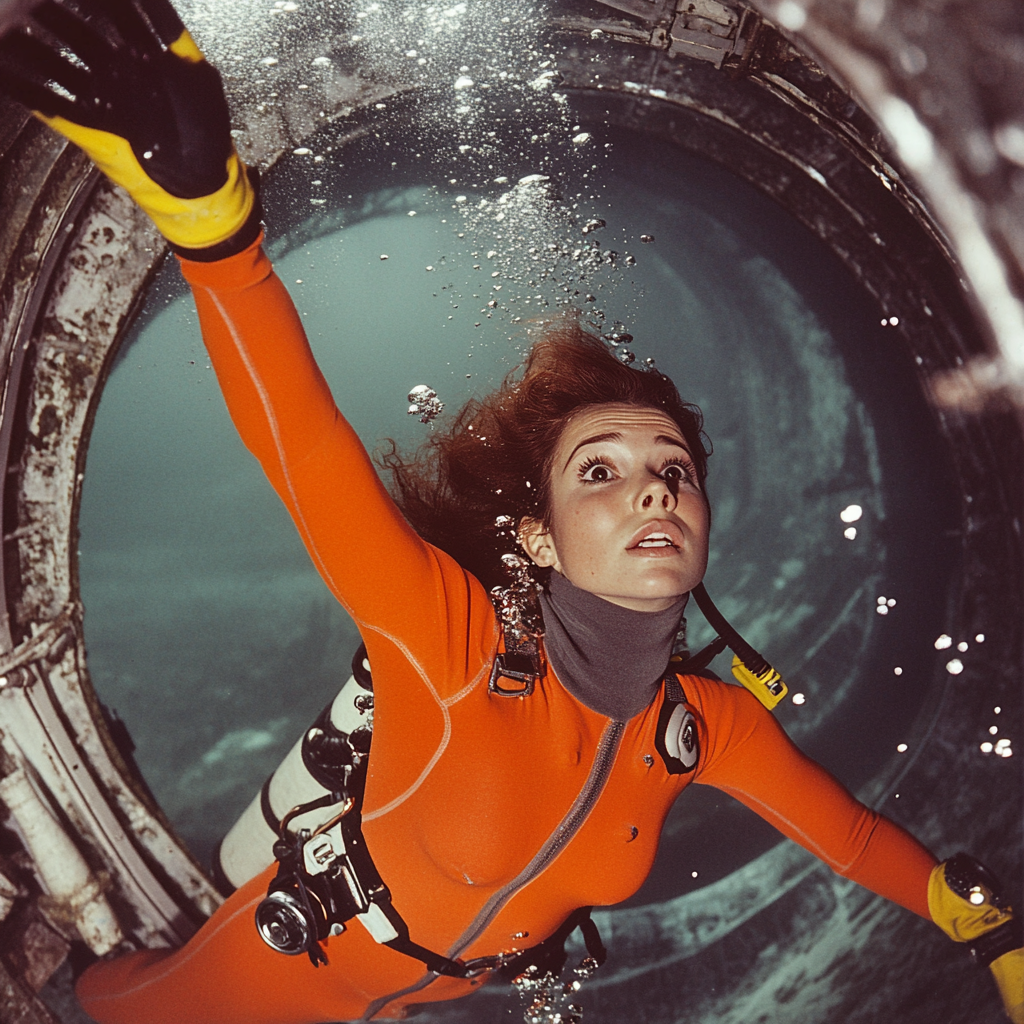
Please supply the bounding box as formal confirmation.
[538,570,687,721]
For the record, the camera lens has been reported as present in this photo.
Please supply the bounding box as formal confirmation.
[255,890,313,954]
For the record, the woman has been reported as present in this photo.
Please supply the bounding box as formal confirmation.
[0,1,1019,1022]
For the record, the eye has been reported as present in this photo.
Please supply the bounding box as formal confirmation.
[660,459,694,485]
[579,457,615,483]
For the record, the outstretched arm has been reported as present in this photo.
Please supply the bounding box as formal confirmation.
[689,676,1022,1020]
[690,677,935,916]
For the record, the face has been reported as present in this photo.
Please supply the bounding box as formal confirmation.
[520,403,710,612]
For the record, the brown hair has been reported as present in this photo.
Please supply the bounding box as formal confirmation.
[378,317,711,591]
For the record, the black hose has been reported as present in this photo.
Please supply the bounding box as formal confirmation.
[690,583,771,678]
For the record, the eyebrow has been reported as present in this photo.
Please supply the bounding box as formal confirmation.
[562,431,690,471]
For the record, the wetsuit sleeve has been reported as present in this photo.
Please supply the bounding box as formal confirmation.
[176,236,494,697]
[689,678,937,919]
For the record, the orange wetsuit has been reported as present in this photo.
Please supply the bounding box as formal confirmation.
[76,238,937,1024]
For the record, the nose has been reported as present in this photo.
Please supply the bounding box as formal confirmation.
[639,475,677,512]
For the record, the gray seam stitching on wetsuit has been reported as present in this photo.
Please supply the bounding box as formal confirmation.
[361,632,492,823]
[361,719,625,1020]
[79,895,265,1002]
[208,289,347,605]
[207,302,476,825]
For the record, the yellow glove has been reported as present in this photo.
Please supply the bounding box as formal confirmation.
[0,0,259,258]
[929,854,1023,1023]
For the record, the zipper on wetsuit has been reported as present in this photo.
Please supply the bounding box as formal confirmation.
[362,719,626,1019]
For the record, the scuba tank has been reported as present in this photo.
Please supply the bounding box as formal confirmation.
[212,646,374,894]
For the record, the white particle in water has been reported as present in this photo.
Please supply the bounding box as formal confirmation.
[572,132,592,145]
[876,605,888,615]
[454,75,474,90]
[312,56,330,66]
[989,725,998,735]
[976,633,986,643]
[844,526,857,540]
[293,147,312,155]
[487,250,497,258]
[887,598,896,607]
[407,210,417,216]
[934,634,952,650]
[379,254,389,260]
[894,667,903,675]
[957,641,968,651]
[260,56,279,65]
[945,658,964,674]
[897,743,908,752]
[840,503,863,523]
[792,693,806,705]
[981,742,994,753]
[877,595,887,605]
[994,706,1001,714]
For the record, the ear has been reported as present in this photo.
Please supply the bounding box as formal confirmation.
[518,517,560,570]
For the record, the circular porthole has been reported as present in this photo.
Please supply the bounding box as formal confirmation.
[0,2,1019,1022]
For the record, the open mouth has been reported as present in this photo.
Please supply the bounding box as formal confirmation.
[628,520,685,551]
[635,533,677,549]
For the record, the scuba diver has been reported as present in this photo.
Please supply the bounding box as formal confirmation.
[0,0,1020,1021]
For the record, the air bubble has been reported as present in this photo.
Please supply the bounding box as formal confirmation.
[640,234,654,243]
[407,385,444,424]
[581,219,606,235]
[615,346,635,364]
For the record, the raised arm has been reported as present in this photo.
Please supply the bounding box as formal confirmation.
[0,0,497,695]
[176,240,495,681]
